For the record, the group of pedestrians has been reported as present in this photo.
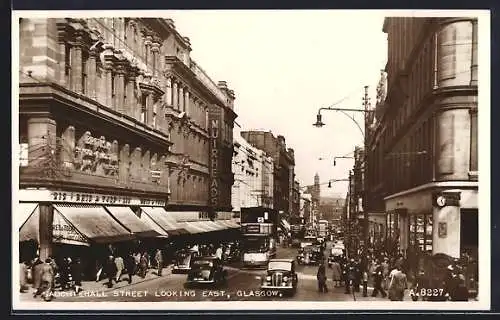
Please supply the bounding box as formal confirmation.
[96,249,165,288]
[315,248,409,301]
[20,255,84,302]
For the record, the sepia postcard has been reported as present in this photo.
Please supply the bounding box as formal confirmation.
[12,9,491,312]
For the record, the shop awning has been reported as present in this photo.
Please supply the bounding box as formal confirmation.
[136,210,170,238]
[18,203,39,229]
[18,203,40,242]
[53,205,135,243]
[214,220,240,229]
[177,221,217,234]
[140,207,189,236]
[205,220,226,231]
[105,206,161,238]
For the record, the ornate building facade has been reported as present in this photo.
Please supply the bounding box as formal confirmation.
[18,17,237,260]
[231,133,274,212]
[240,131,295,217]
[365,17,478,266]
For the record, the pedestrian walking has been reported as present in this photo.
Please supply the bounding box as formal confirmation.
[36,259,55,301]
[139,252,148,278]
[104,255,117,288]
[371,260,387,298]
[70,257,83,294]
[388,265,407,301]
[381,257,390,290]
[114,255,125,283]
[215,246,223,261]
[124,252,135,284]
[316,262,328,293]
[154,249,163,276]
[95,258,104,282]
[20,261,28,293]
[31,256,44,297]
[331,259,342,287]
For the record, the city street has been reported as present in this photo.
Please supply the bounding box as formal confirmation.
[20,242,398,302]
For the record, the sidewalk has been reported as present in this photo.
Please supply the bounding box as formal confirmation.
[19,265,174,302]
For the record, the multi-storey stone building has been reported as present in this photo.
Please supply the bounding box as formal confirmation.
[364,17,478,267]
[240,131,295,217]
[231,133,274,212]
[17,17,238,261]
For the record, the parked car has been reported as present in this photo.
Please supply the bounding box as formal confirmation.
[184,256,228,288]
[260,259,298,296]
[172,249,198,274]
[297,245,322,265]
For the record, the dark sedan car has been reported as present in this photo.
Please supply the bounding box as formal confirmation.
[172,249,198,274]
[184,256,228,288]
[297,245,322,265]
[260,259,298,296]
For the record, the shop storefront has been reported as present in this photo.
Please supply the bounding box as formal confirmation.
[385,183,478,280]
[17,188,171,278]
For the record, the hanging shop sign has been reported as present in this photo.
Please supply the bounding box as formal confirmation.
[209,119,219,207]
[19,189,166,207]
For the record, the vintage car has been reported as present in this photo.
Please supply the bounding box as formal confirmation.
[223,242,241,263]
[297,245,322,265]
[184,256,228,288]
[260,259,298,296]
[299,236,317,249]
[172,249,198,274]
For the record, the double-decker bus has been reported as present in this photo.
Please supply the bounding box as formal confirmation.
[240,207,278,268]
[317,219,329,241]
[290,216,306,247]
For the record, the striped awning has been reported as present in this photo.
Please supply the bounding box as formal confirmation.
[105,206,161,238]
[177,221,217,234]
[53,204,135,244]
[140,207,189,236]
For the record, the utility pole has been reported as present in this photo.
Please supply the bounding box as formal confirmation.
[361,85,370,259]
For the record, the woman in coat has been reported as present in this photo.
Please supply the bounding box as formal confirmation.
[19,261,28,293]
[331,260,342,287]
[39,259,55,301]
[316,262,328,293]
[31,257,44,297]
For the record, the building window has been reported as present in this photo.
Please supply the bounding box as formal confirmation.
[64,44,72,85]
[82,50,88,94]
[152,103,157,128]
[470,109,478,171]
[140,94,146,123]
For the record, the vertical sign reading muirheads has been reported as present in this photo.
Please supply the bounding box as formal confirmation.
[210,119,219,207]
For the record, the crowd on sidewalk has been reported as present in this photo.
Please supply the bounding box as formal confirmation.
[19,247,168,302]
[315,244,411,300]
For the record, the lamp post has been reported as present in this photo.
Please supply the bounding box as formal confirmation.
[313,86,374,254]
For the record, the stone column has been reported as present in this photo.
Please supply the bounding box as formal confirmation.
[184,89,190,115]
[179,86,184,112]
[165,77,173,106]
[146,91,154,128]
[60,125,75,169]
[115,64,126,114]
[135,71,144,121]
[27,116,57,167]
[38,203,54,261]
[70,35,83,94]
[172,80,178,110]
[151,42,160,77]
[470,19,478,86]
[144,35,152,67]
[56,24,67,87]
[88,48,98,100]
[124,68,133,117]
[102,45,115,109]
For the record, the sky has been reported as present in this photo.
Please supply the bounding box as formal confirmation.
[165,10,388,198]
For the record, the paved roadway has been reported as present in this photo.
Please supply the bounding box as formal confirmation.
[20,241,392,302]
